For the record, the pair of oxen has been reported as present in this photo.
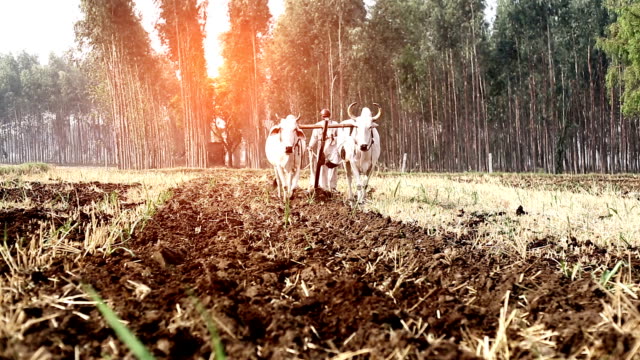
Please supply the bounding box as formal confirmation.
[265,102,382,203]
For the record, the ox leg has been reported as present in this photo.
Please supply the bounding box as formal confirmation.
[344,161,354,201]
[324,166,332,191]
[319,165,329,190]
[308,150,316,191]
[285,170,294,199]
[275,166,286,199]
[328,167,337,191]
[273,168,280,198]
[289,146,304,199]
[292,167,302,197]
[349,166,364,203]
[360,171,371,203]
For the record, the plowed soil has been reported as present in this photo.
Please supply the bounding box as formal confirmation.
[3,170,639,359]
[0,181,140,245]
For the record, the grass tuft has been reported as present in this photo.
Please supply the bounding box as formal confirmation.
[0,162,51,176]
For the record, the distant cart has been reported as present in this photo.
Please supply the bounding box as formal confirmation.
[207,142,225,167]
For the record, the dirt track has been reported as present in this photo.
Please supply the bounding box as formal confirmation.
[3,170,639,359]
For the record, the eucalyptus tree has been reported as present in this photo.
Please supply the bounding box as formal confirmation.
[2,53,47,162]
[212,74,244,167]
[351,0,488,171]
[76,0,177,168]
[156,0,210,168]
[264,0,366,123]
[599,0,640,116]
[218,0,270,167]
[0,54,20,124]
[346,0,424,169]
[488,0,619,173]
[0,52,109,165]
[597,0,640,172]
[44,53,95,164]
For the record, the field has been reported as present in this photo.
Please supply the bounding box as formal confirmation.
[1,164,639,359]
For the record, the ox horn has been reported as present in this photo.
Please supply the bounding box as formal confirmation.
[295,114,301,122]
[347,102,358,120]
[275,113,280,119]
[372,103,382,121]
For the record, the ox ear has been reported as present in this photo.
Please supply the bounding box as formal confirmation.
[269,126,281,136]
[372,122,379,128]
[296,129,306,139]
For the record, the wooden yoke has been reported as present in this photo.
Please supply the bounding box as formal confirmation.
[298,124,356,130]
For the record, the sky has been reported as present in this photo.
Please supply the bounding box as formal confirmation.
[0,0,284,76]
[0,0,495,77]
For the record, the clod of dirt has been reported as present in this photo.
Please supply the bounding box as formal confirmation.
[151,247,186,267]
[311,188,333,201]
[516,205,527,216]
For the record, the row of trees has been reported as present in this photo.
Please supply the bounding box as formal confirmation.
[1,0,211,169]
[486,0,624,173]
[0,52,112,165]
[217,0,640,173]
[216,0,271,167]
[75,0,213,169]
[75,0,177,169]
[156,0,211,167]
[3,0,640,173]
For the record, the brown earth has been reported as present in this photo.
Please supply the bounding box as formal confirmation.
[2,171,639,359]
[0,181,141,245]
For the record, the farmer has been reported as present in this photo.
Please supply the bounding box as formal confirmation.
[308,108,339,191]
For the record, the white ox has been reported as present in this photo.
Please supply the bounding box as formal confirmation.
[330,102,381,203]
[265,114,306,200]
[308,120,340,191]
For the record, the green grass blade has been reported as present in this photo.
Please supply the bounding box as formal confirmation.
[84,284,155,360]
[393,179,401,198]
[600,261,625,286]
[189,293,226,360]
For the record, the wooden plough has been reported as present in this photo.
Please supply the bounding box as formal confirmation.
[298,121,355,190]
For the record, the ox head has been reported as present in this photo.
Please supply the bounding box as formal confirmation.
[270,114,304,154]
[347,102,382,152]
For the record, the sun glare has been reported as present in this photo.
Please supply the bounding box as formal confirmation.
[133,0,284,77]
[206,0,284,77]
